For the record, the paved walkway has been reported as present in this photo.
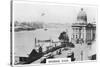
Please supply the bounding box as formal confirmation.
[72,43,92,61]
[32,42,96,64]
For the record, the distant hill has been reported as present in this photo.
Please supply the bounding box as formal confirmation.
[14,21,44,32]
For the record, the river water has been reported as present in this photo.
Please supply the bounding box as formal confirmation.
[14,28,72,57]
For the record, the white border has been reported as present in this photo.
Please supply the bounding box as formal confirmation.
[11,0,98,67]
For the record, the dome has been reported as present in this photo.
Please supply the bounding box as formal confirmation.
[77,8,87,22]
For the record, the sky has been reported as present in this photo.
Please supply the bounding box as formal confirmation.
[13,1,98,24]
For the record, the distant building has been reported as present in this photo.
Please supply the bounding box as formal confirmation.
[71,8,96,44]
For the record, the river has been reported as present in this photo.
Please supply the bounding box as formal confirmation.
[14,28,72,57]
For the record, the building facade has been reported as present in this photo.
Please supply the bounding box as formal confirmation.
[71,8,96,44]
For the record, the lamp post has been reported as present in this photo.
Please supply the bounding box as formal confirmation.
[81,48,83,61]
[79,27,83,61]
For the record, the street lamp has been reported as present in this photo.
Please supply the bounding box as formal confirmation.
[79,27,84,61]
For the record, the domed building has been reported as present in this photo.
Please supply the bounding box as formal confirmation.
[77,8,87,24]
[71,8,96,44]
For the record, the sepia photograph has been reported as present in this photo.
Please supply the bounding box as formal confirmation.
[11,0,97,65]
